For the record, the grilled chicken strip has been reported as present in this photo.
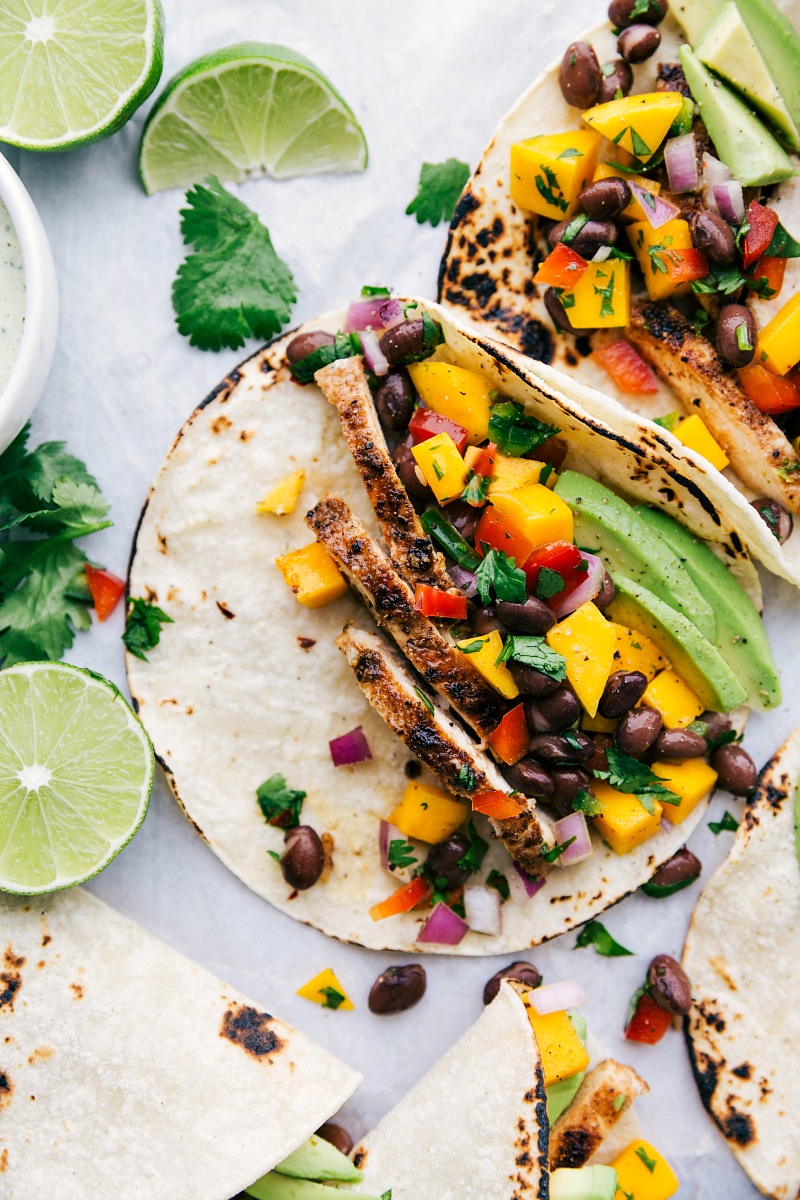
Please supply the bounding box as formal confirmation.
[337,625,554,876]
[314,356,453,591]
[549,1059,650,1170]
[307,494,505,738]
[627,302,800,512]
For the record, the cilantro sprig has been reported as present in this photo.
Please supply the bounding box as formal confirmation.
[708,810,739,835]
[122,598,173,662]
[488,401,560,457]
[574,918,634,957]
[476,547,527,605]
[406,158,471,227]
[496,635,567,681]
[594,745,681,814]
[256,773,306,829]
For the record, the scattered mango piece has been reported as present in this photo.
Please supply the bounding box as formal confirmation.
[455,630,520,699]
[756,289,800,376]
[628,217,701,302]
[510,130,603,220]
[583,92,685,162]
[390,780,468,844]
[561,260,631,329]
[592,781,663,854]
[411,431,468,504]
[642,669,704,729]
[527,1008,591,1087]
[408,362,493,444]
[257,469,305,515]
[611,1139,679,1200]
[674,414,730,471]
[297,968,354,1011]
[275,542,348,608]
[546,602,615,717]
[609,622,669,681]
[652,758,718,825]
[490,485,574,553]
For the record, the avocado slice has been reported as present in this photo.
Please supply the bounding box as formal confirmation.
[634,505,781,710]
[547,1012,587,1124]
[554,472,716,643]
[697,2,800,151]
[246,1173,379,1200]
[274,1136,363,1184]
[606,575,747,712]
[549,1165,618,1200]
[679,45,796,186]
[673,0,722,43]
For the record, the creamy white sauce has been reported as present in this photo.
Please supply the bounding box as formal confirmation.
[0,198,25,394]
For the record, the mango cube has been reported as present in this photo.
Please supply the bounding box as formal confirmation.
[411,431,468,504]
[561,260,630,329]
[487,453,544,497]
[674,414,730,471]
[490,485,573,553]
[510,130,603,220]
[527,1008,591,1087]
[256,469,305,515]
[408,362,493,444]
[275,542,348,608]
[611,1140,679,1200]
[390,780,468,844]
[756,290,800,376]
[546,602,616,717]
[583,92,685,161]
[651,758,718,825]
[609,622,670,681]
[594,162,661,222]
[628,217,695,302]
[296,968,354,1011]
[642,669,704,729]
[455,630,520,699]
[592,781,663,854]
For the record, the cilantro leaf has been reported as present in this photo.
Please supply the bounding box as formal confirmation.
[256,773,306,829]
[0,424,104,533]
[706,727,741,753]
[388,839,417,869]
[457,818,488,875]
[535,566,565,600]
[122,597,174,662]
[495,634,567,681]
[594,745,681,813]
[573,788,604,816]
[405,158,470,227]
[709,810,739,835]
[543,836,576,863]
[636,1146,658,1173]
[476,548,527,606]
[574,918,634,957]
[319,986,346,1010]
[361,285,390,297]
[173,176,297,351]
[486,869,510,901]
[488,401,560,457]
[458,765,477,792]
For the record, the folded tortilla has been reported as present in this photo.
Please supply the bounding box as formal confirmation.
[126,297,762,953]
[438,2,800,585]
[0,888,361,1199]
[683,726,800,1199]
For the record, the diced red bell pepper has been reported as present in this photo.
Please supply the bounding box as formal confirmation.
[369,876,432,922]
[534,242,588,289]
[663,246,709,286]
[470,441,497,480]
[625,990,674,1044]
[414,584,468,620]
[738,362,800,415]
[742,202,780,270]
[522,540,582,597]
[409,406,469,455]
[746,255,787,299]
[592,340,659,395]
[474,505,535,566]
[487,703,529,765]
[84,564,125,622]
[472,790,526,819]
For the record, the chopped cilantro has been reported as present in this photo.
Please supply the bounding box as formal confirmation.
[267,849,282,863]
[626,983,647,1027]
[709,810,739,835]
[319,986,346,1010]
[413,685,435,715]
[123,598,173,663]
[461,470,491,506]
[574,918,634,957]
[653,411,680,432]
[630,128,651,159]
[256,773,306,828]
[488,400,560,457]
[692,261,774,300]
[405,157,471,227]
[706,727,741,753]
[573,788,604,816]
[459,636,489,655]
[536,164,568,212]
[486,869,510,901]
[290,330,363,384]
[475,547,528,605]
[558,147,584,159]
[458,765,478,792]
[593,269,617,317]
[631,0,658,15]
[635,1146,658,1173]
[381,1191,393,1200]
[561,214,589,244]
[778,459,800,481]
[432,459,445,482]
[458,818,488,875]
[594,746,681,813]
[535,565,565,600]
[388,839,418,869]
[361,285,390,297]
[543,836,577,863]
[495,635,567,681]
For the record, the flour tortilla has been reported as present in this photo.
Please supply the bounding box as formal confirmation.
[126,296,762,954]
[683,727,800,1199]
[0,887,361,1199]
[438,3,800,588]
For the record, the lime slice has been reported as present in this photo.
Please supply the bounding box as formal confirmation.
[138,42,368,194]
[0,662,154,894]
[0,0,164,151]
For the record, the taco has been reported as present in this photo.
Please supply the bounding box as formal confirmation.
[438,0,800,579]
[683,724,800,1199]
[0,887,360,1199]
[126,295,773,954]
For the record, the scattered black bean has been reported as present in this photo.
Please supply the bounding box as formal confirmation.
[286,330,335,365]
[316,1124,354,1156]
[608,0,667,27]
[374,370,415,430]
[712,743,757,795]
[496,597,557,635]
[648,847,701,892]
[615,706,662,757]
[598,58,634,103]
[424,833,473,889]
[379,320,425,365]
[471,605,508,638]
[647,954,692,1017]
[550,218,618,259]
[618,23,661,62]
[550,766,594,818]
[528,730,594,762]
[598,670,648,719]
[751,497,794,544]
[510,660,562,697]
[483,961,542,1005]
[689,211,736,265]
[700,710,731,744]
[559,41,603,109]
[579,177,631,221]
[368,964,427,1015]
[525,683,582,732]
[594,571,616,610]
[501,756,555,797]
[716,304,756,368]
[281,826,325,890]
[654,728,708,758]
[392,437,430,500]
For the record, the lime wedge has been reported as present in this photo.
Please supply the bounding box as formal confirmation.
[0,0,164,151]
[138,42,368,194]
[0,662,154,894]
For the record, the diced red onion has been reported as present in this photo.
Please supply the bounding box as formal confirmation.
[552,552,604,620]
[344,298,388,332]
[664,133,699,194]
[513,861,547,898]
[378,298,404,329]
[529,979,588,1016]
[554,812,594,866]
[378,819,415,881]
[630,183,681,230]
[449,564,478,598]
[713,181,745,225]
[329,725,373,767]
[702,152,733,186]
[360,328,389,377]
[417,901,470,945]
[464,884,502,936]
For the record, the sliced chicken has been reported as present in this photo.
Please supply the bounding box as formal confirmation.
[337,625,554,876]
[549,1059,650,1170]
[627,302,800,512]
[307,494,505,739]
[314,356,453,590]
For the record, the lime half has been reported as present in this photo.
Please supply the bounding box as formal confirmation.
[0,0,164,151]
[0,662,154,894]
[138,42,368,194]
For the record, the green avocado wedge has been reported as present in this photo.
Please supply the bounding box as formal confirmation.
[274,1136,363,1184]
[246,1173,380,1200]
[634,505,781,711]
[606,575,747,713]
[554,472,716,643]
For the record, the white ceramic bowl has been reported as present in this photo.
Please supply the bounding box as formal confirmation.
[0,151,58,453]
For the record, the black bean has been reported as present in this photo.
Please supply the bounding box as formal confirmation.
[544,287,593,336]
[559,41,603,109]
[392,437,430,500]
[281,826,325,890]
[379,320,425,366]
[615,706,662,757]
[594,571,616,610]
[528,731,594,763]
[598,59,634,103]
[578,177,631,221]
[316,1124,354,1156]
[525,684,582,732]
[587,733,613,773]
[445,498,482,542]
[510,660,562,697]
[648,847,702,891]
[618,23,661,62]
[483,961,542,1005]
[654,728,708,758]
[699,710,731,744]
[751,497,794,544]
[286,330,335,365]
[550,766,594,819]
[598,670,648,718]
[647,954,692,1017]
[716,304,756,368]
[471,605,508,638]
[368,964,427,1015]
[496,597,556,635]
[689,211,736,264]
[712,743,757,796]
[424,833,472,889]
[501,756,554,797]
[374,370,414,430]
[550,218,618,259]
[609,0,667,27]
